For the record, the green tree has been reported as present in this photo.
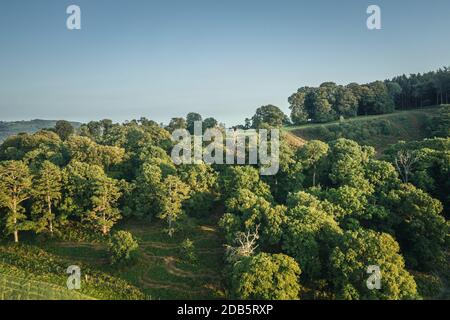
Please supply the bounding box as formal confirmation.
[166,117,187,133]
[55,120,74,141]
[326,138,375,189]
[180,238,197,263]
[128,162,164,219]
[108,231,139,264]
[251,105,288,128]
[186,112,202,134]
[288,87,315,124]
[64,135,125,170]
[282,192,342,281]
[311,83,337,122]
[203,117,218,130]
[334,86,358,118]
[262,137,304,203]
[0,161,33,242]
[158,175,190,237]
[432,105,450,137]
[329,229,418,300]
[357,82,395,115]
[219,166,273,203]
[296,140,329,187]
[232,253,302,300]
[86,176,122,235]
[0,130,63,165]
[32,161,63,235]
[385,81,403,101]
[221,189,286,248]
[60,161,105,217]
[383,184,448,271]
[178,163,218,217]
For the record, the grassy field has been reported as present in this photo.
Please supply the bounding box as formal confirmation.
[284,107,439,152]
[0,215,226,300]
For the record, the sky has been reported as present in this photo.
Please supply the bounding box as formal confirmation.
[1,0,449,126]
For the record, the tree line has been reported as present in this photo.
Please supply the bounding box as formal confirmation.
[234,67,450,128]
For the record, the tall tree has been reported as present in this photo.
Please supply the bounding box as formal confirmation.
[158,175,190,237]
[55,120,75,141]
[186,112,203,134]
[0,161,33,242]
[296,140,329,187]
[32,161,62,234]
[203,117,219,130]
[288,87,315,125]
[86,176,122,235]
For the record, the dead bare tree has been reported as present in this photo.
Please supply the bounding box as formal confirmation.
[225,225,260,264]
[394,150,418,183]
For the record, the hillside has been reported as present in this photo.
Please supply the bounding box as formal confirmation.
[0,215,225,300]
[0,242,147,300]
[284,107,439,152]
[0,120,81,142]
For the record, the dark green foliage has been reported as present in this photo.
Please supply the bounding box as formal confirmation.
[390,67,450,109]
[0,130,64,166]
[55,120,75,141]
[289,81,392,125]
[178,163,218,217]
[431,105,450,137]
[262,137,304,202]
[108,231,139,264]
[186,112,202,134]
[231,253,301,300]
[413,272,445,299]
[282,192,342,282]
[384,137,450,217]
[251,105,289,128]
[383,184,448,271]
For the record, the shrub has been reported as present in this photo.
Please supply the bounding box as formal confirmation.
[180,238,196,263]
[108,231,139,264]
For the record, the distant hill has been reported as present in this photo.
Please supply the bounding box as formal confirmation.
[284,107,439,153]
[0,120,81,142]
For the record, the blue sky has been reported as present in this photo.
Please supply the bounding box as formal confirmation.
[1,0,449,126]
